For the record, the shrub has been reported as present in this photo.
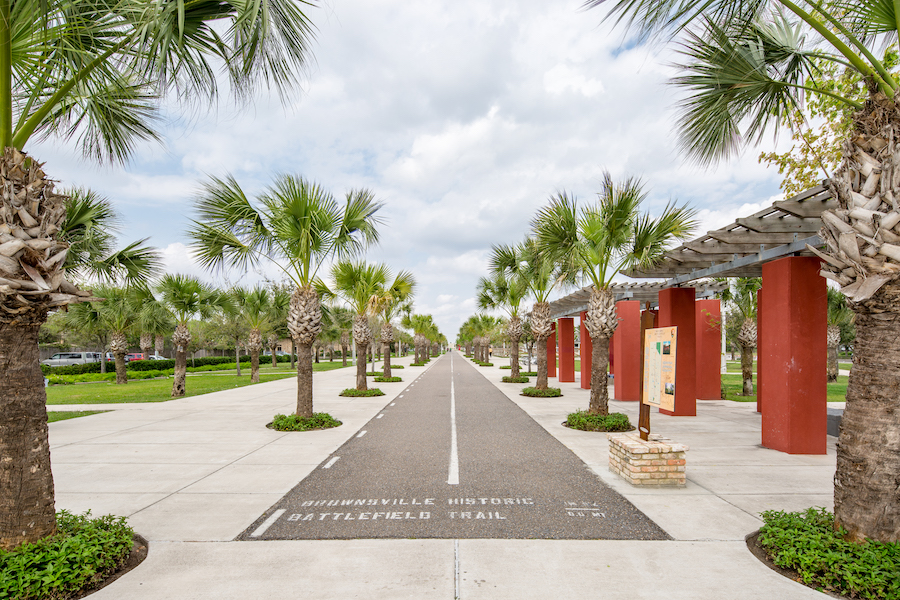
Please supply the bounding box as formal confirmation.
[40,354,298,376]
[757,507,900,600]
[499,365,511,370]
[502,376,529,383]
[47,370,171,385]
[565,411,633,432]
[365,371,381,376]
[521,387,562,397]
[374,376,402,382]
[339,388,385,397]
[476,361,494,367]
[270,413,342,432]
[0,510,135,600]
[520,371,537,376]
[410,362,428,367]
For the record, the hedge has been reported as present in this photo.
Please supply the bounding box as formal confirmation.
[41,354,294,376]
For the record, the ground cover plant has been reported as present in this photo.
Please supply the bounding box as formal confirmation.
[0,511,135,600]
[502,375,529,383]
[520,371,537,376]
[374,376,402,382]
[758,508,900,599]
[566,411,632,432]
[476,361,494,367]
[500,365,511,369]
[47,411,109,423]
[270,413,342,432]
[410,362,428,366]
[521,387,562,397]
[340,388,384,397]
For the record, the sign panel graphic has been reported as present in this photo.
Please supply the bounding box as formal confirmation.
[642,326,677,412]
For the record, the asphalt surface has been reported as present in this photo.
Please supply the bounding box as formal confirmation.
[238,351,669,541]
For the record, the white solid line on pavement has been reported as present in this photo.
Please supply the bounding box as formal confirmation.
[454,538,461,598]
[448,352,459,485]
[323,456,339,469]
[250,509,286,537]
[357,430,367,438]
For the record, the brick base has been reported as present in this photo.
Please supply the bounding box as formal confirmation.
[608,431,688,487]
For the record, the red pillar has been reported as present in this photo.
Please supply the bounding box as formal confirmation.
[756,289,765,414]
[547,322,557,378]
[613,301,641,401]
[558,317,575,382]
[695,299,722,400]
[658,287,697,416]
[580,312,592,389]
[759,257,826,454]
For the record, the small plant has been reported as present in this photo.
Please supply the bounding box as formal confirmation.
[390,365,405,369]
[270,413,342,431]
[521,387,562,397]
[374,376,402,382]
[339,388,385,397]
[0,510,136,600]
[502,375,529,383]
[499,365,511,369]
[365,371,380,376]
[520,371,537,376]
[757,507,900,600]
[410,362,428,366]
[476,361,494,367]
[565,411,633,432]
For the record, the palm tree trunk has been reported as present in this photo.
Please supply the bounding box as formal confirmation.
[155,334,165,358]
[341,343,348,367]
[510,338,520,378]
[235,342,241,377]
[114,353,127,385]
[251,349,260,383]
[295,342,313,418]
[109,331,128,385]
[383,342,392,378]
[356,342,368,391]
[140,333,152,360]
[740,343,754,395]
[827,324,841,382]
[589,336,610,415]
[834,283,900,542]
[0,318,57,550]
[172,347,187,397]
[532,301,552,390]
[536,337,548,389]
[585,288,617,415]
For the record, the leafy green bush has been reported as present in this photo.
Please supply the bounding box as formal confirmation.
[500,365,511,369]
[374,376,402,382]
[410,362,428,366]
[521,387,562,397]
[40,354,299,376]
[388,365,404,369]
[476,361,494,367]
[339,388,385,397]
[758,508,900,600]
[520,371,537,376]
[270,413,342,431]
[365,371,380,376]
[502,376,529,383]
[0,510,135,600]
[565,411,633,432]
[47,370,171,385]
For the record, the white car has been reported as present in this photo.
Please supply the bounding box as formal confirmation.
[146,354,167,360]
[41,352,102,367]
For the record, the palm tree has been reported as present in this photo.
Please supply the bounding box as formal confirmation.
[404,313,437,364]
[189,176,382,417]
[133,286,173,360]
[235,286,271,383]
[324,261,390,391]
[827,287,854,382]
[587,0,900,542]
[61,300,109,373]
[0,1,318,550]
[157,275,225,398]
[375,272,416,378]
[533,177,696,413]
[719,278,762,395]
[330,306,354,367]
[93,285,141,385]
[267,284,291,368]
[491,238,562,390]
[214,287,251,377]
[477,266,529,377]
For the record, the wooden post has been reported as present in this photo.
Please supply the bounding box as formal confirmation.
[638,304,655,441]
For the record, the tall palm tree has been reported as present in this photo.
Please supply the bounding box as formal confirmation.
[133,286,173,360]
[403,313,437,364]
[587,0,900,541]
[533,177,696,414]
[491,238,561,390]
[157,274,225,398]
[827,287,854,382]
[478,266,529,377]
[0,1,318,550]
[189,176,382,417]
[235,286,271,383]
[719,278,762,395]
[375,271,416,378]
[324,261,390,391]
[215,287,251,377]
[330,305,354,367]
[93,285,141,385]
[60,299,109,373]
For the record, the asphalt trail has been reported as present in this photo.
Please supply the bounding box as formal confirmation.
[238,351,668,540]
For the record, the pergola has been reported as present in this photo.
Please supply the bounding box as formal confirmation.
[542,183,832,455]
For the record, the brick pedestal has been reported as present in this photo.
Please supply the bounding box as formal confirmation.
[608,432,687,487]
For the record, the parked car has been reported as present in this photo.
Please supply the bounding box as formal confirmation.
[41,352,102,367]
[146,354,167,360]
[126,353,144,361]
[104,352,131,362]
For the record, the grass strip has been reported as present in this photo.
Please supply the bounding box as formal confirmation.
[722,373,847,403]
[48,411,109,422]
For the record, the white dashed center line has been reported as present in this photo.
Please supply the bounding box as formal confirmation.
[377,413,384,419]
[357,431,367,438]
[250,509,286,537]
[323,457,339,469]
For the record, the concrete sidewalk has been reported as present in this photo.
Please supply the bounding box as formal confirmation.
[48,352,831,599]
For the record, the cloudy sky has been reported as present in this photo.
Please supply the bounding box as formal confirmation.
[31,0,789,339]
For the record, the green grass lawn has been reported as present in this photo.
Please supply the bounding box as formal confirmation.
[722,373,848,403]
[47,371,303,405]
[47,410,110,422]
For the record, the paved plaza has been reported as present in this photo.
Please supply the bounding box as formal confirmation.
[48,351,834,599]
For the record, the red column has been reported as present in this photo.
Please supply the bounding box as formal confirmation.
[658,287,697,416]
[613,301,641,401]
[695,299,721,400]
[760,257,826,454]
[756,289,765,414]
[558,317,575,382]
[580,311,592,389]
[547,322,557,378]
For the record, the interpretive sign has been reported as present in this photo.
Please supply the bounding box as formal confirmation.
[642,326,677,412]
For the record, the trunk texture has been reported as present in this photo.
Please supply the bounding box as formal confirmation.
[268,333,278,368]
[140,332,152,359]
[834,281,900,543]
[740,343,754,396]
[381,323,393,378]
[248,328,261,383]
[508,315,523,378]
[235,341,241,377]
[295,342,313,418]
[155,334,165,357]
[827,324,841,382]
[0,315,56,550]
[341,330,349,367]
[532,301,552,390]
[287,286,322,417]
[109,331,128,385]
[585,288,618,414]
[171,323,191,397]
[356,342,368,391]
